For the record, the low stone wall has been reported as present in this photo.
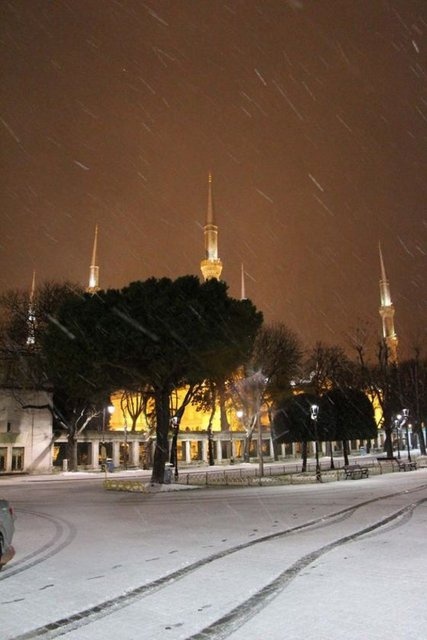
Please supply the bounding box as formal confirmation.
[104,479,148,492]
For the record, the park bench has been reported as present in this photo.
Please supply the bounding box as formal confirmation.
[395,459,417,472]
[343,464,369,480]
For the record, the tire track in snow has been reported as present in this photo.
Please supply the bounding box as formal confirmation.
[7,484,427,640]
[187,498,425,639]
[0,510,76,581]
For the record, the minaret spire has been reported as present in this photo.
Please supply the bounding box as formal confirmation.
[87,224,100,294]
[26,270,36,346]
[207,171,214,225]
[200,173,223,281]
[378,242,398,363]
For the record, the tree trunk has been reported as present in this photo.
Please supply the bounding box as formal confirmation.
[243,415,258,462]
[243,435,251,462]
[272,438,280,462]
[383,425,394,458]
[208,428,215,466]
[207,394,216,465]
[151,388,170,483]
[301,441,307,472]
[342,440,349,466]
[219,383,229,432]
[416,424,426,455]
[67,433,78,471]
[328,441,335,469]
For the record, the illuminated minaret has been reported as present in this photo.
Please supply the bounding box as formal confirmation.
[87,224,100,294]
[378,242,398,363]
[200,173,223,281]
[26,270,36,346]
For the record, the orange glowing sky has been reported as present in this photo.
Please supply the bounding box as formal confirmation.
[1,0,426,357]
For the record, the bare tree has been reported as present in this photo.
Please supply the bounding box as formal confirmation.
[397,347,426,455]
[119,386,152,432]
[306,341,355,394]
[228,324,303,465]
[233,370,268,470]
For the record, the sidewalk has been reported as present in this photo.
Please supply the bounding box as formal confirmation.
[1,452,423,485]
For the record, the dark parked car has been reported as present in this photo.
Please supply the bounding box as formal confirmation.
[0,498,15,569]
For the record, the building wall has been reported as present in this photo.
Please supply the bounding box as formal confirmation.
[0,389,53,473]
[108,388,237,433]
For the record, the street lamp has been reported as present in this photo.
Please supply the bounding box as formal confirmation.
[102,405,115,441]
[101,405,114,471]
[229,426,234,464]
[123,425,128,470]
[257,411,264,477]
[402,408,411,462]
[394,417,401,459]
[171,416,179,479]
[311,404,321,483]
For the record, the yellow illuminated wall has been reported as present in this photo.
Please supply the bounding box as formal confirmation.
[108,388,241,433]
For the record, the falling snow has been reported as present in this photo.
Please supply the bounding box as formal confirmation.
[0,1,426,357]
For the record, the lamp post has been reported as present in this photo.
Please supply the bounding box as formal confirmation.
[171,416,179,479]
[311,404,321,483]
[402,408,411,462]
[257,410,264,477]
[123,425,128,470]
[101,405,114,471]
[394,417,401,459]
[229,426,234,464]
[102,405,115,439]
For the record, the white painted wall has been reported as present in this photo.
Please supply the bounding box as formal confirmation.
[0,389,53,473]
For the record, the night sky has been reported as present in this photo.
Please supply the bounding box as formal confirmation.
[1,0,426,358]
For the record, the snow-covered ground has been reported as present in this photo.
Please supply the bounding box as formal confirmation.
[1,465,426,640]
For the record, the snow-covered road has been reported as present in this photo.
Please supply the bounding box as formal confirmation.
[1,469,426,639]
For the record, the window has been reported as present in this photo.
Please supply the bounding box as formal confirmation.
[11,447,24,471]
[0,448,6,471]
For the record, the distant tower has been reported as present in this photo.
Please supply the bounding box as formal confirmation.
[26,270,36,346]
[87,224,100,294]
[200,173,223,281]
[240,263,247,300]
[378,242,398,363]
